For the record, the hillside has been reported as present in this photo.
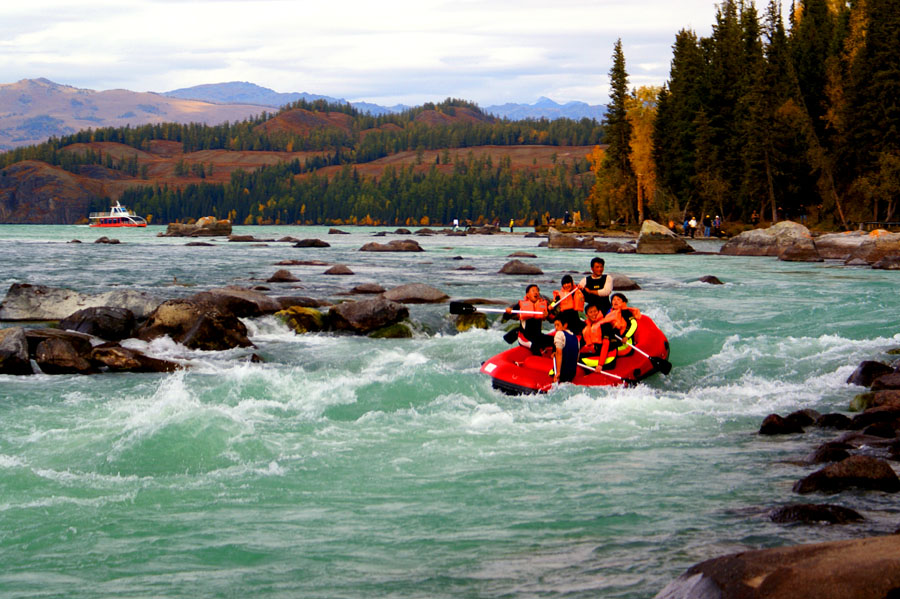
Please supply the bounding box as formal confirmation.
[0,79,268,151]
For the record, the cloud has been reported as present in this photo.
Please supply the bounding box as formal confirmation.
[0,0,733,106]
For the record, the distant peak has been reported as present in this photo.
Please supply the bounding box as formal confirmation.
[534,96,560,107]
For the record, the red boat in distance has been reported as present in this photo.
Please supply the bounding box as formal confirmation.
[89,201,148,227]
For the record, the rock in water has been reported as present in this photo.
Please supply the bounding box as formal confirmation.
[636,220,695,254]
[382,283,449,304]
[792,454,900,494]
[327,298,409,334]
[58,306,136,341]
[498,260,543,275]
[0,327,33,375]
[720,221,813,256]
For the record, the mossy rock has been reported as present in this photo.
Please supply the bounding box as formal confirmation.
[368,322,413,339]
[275,306,326,333]
[850,392,876,412]
[455,312,488,332]
[887,347,900,355]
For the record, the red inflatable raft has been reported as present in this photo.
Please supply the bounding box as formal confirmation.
[480,315,670,394]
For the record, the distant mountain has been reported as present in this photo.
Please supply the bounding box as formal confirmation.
[163,82,410,115]
[163,82,605,121]
[0,79,268,151]
[484,97,606,121]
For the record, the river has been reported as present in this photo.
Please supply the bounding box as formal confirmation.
[1,225,898,598]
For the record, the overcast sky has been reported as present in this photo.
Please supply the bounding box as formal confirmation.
[1,0,734,107]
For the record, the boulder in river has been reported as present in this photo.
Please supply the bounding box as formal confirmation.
[0,283,162,321]
[161,218,232,237]
[792,454,900,494]
[267,269,300,283]
[359,239,424,252]
[349,283,385,294]
[34,337,96,374]
[0,327,33,375]
[759,413,804,435]
[778,238,823,262]
[636,220,695,254]
[58,306,136,341]
[720,221,813,257]
[90,344,181,373]
[697,275,724,285]
[136,299,252,350]
[768,503,863,524]
[382,283,449,304]
[654,534,900,599]
[499,260,543,275]
[293,239,330,248]
[872,372,900,391]
[846,360,894,387]
[327,297,409,334]
[324,264,354,275]
[275,306,327,334]
[547,227,592,249]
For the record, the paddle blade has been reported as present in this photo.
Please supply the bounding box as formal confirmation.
[503,328,520,344]
[449,301,476,315]
[651,356,673,375]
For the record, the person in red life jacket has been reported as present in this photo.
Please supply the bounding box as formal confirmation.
[578,257,613,315]
[504,283,553,355]
[550,274,585,336]
[551,317,579,383]
[579,293,642,370]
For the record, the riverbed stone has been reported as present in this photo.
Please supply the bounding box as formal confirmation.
[34,337,96,374]
[382,283,449,304]
[194,287,283,316]
[778,238,823,262]
[327,297,409,334]
[847,360,894,387]
[368,322,414,338]
[0,283,163,321]
[0,327,32,375]
[136,299,252,350]
[872,373,900,391]
[499,259,543,275]
[793,454,900,494]
[349,283,385,294]
[698,275,724,285]
[768,503,863,524]
[267,269,300,283]
[90,344,181,373]
[815,413,853,429]
[654,534,900,599]
[760,413,804,435]
[359,239,424,252]
[161,219,232,237]
[805,441,852,464]
[275,306,326,334]
[324,264,354,275]
[636,220,695,254]
[610,273,640,291]
[851,390,900,411]
[455,312,489,332]
[58,306,136,341]
[720,220,813,257]
[293,238,330,248]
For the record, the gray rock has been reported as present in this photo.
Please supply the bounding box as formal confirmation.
[547,227,591,249]
[778,238,823,262]
[161,219,232,237]
[136,299,252,351]
[0,283,163,321]
[195,287,283,316]
[349,283,386,294]
[872,255,900,270]
[720,221,813,256]
[768,503,863,524]
[293,238,330,248]
[0,327,32,375]
[610,273,640,291]
[636,220,695,254]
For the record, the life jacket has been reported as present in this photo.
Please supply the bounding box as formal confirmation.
[553,287,584,313]
[581,318,605,347]
[517,297,548,321]
[611,308,640,356]
[549,329,580,381]
[582,275,611,314]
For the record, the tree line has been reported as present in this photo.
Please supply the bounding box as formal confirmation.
[594,0,900,229]
[112,152,592,226]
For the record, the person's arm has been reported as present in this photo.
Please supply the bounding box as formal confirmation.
[598,276,613,298]
[553,331,565,381]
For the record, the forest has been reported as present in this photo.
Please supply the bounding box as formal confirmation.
[593,0,900,229]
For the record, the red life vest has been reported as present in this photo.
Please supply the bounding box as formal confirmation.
[518,297,548,320]
[553,288,584,313]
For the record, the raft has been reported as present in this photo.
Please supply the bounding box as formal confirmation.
[480,315,670,394]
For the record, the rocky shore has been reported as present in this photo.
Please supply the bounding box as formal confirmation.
[657,352,900,599]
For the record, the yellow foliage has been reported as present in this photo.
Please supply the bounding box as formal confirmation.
[626,86,661,216]
[420,216,430,226]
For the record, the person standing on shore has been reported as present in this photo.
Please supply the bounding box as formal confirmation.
[578,257,613,315]
[509,218,514,233]
[688,216,698,238]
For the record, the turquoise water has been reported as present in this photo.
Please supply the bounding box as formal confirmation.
[1,225,898,598]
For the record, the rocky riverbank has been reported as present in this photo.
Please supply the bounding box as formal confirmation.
[656,350,900,599]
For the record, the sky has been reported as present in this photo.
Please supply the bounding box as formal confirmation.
[1,0,731,107]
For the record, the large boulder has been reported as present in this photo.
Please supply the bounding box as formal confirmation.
[499,260,543,275]
[847,360,895,387]
[58,306,136,341]
[610,273,640,291]
[547,227,592,249]
[324,264,354,275]
[382,283,449,304]
[136,299,252,350]
[815,230,871,259]
[792,454,900,494]
[267,269,300,283]
[0,327,32,375]
[328,298,409,334]
[720,221,813,256]
[759,413,804,435]
[23,328,94,357]
[636,220,695,254]
[160,219,232,237]
[778,237,823,262]
[846,230,900,264]
[359,239,424,252]
[768,503,863,524]
[872,373,900,391]
[654,535,900,599]
[34,337,96,374]
[293,238,330,248]
[193,287,283,316]
[0,283,162,321]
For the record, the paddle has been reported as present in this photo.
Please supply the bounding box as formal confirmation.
[615,335,672,375]
[449,301,543,316]
[549,286,578,310]
[577,361,632,384]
